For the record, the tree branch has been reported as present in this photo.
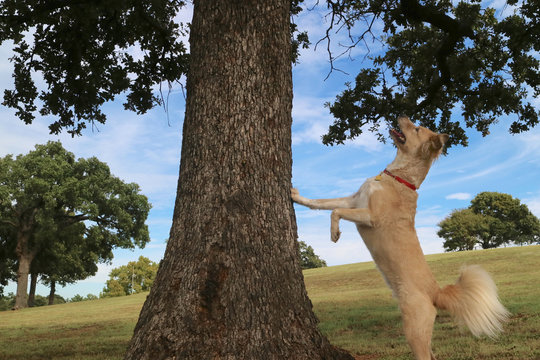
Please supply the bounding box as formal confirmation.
[57,213,90,225]
[399,0,477,114]
[0,219,18,228]
[400,0,475,38]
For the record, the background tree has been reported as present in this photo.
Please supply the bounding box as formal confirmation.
[30,221,105,305]
[470,192,540,248]
[101,256,159,298]
[299,240,328,269]
[437,209,487,251]
[438,192,540,251]
[0,141,151,309]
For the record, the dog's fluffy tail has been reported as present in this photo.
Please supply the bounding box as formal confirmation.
[434,265,509,338]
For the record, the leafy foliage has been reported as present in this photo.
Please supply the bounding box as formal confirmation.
[0,292,15,311]
[437,209,487,251]
[438,192,540,251]
[470,192,540,248]
[299,240,327,269]
[0,225,16,295]
[101,256,159,297]
[0,0,538,145]
[0,0,188,135]
[0,0,310,135]
[321,0,539,149]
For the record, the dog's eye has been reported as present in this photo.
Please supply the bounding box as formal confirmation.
[415,127,420,132]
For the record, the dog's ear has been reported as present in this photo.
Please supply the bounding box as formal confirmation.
[439,134,450,146]
[432,134,449,151]
[422,133,449,157]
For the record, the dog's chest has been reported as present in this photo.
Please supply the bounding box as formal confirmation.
[353,178,383,208]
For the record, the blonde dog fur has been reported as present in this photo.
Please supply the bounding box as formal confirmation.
[291,116,509,360]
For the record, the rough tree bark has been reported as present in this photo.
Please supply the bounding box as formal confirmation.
[125,1,353,359]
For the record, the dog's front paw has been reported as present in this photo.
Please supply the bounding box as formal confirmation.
[330,210,341,243]
[331,228,341,243]
[291,187,300,203]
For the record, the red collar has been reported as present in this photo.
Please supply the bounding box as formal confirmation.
[383,169,417,191]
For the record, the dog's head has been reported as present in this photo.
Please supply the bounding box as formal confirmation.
[390,116,449,160]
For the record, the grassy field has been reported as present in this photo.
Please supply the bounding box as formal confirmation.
[1,245,539,359]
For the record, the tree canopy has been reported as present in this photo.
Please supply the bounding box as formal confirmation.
[1,1,538,147]
[101,256,159,297]
[319,0,539,149]
[437,208,487,251]
[0,141,151,307]
[0,0,188,135]
[438,192,540,251]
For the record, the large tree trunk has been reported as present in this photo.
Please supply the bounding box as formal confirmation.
[48,280,56,305]
[125,1,353,359]
[28,272,37,307]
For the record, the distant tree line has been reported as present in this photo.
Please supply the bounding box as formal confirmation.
[0,142,151,309]
[438,192,540,251]
[0,292,100,311]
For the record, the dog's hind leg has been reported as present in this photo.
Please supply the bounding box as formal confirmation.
[330,208,372,242]
[399,294,438,360]
[291,188,355,210]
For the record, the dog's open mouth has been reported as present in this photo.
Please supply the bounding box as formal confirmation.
[390,128,406,144]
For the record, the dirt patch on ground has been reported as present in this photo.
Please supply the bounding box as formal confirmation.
[353,354,379,360]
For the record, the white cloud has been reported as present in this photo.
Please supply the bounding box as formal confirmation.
[81,263,116,284]
[523,194,540,218]
[346,127,385,152]
[417,227,445,255]
[0,42,15,91]
[292,120,329,145]
[292,95,385,153]
[445,192,472,200]
[416,213,445,227]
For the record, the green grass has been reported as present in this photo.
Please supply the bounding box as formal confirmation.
[306,246,540,359]
[1,246,539,359]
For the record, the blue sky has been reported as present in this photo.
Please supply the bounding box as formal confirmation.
[1,1,539,299]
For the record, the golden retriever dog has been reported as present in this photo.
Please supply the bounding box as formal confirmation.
[291,116,509,360]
